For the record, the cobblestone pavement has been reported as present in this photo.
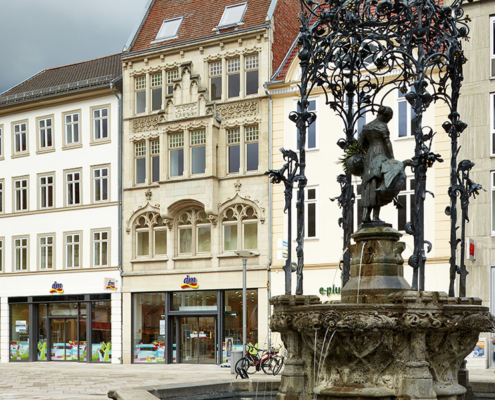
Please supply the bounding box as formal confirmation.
[0,362,492,400]
[0,363,279,400]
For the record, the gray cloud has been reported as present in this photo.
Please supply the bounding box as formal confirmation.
[0,0,150,94]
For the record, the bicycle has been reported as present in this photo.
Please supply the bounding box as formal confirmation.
[235,344,284,375]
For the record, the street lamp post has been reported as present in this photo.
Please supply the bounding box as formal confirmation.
[234,250,256,357]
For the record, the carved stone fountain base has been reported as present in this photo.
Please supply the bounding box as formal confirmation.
[271,292,494,400]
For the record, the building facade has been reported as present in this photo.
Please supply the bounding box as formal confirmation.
[0,55,123,364]
[120,0,299,364]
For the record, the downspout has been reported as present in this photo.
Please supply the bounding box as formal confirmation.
[264,83,273,351]
[110,77,123,364]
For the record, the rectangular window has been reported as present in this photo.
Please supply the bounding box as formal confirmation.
[243,223,258,249]
[93,107,109,141]
[397,88,417,138]
[218,2,247,27]
[197,225,211,253]
[66,171,81,206]
[137,230,149,257]
[227,128,240,173]
[154,229,167,255]
[151,140,160,182]
[245,54,259,96]
[352,182,364,231]
[245,125,259,171]
[136,76,146,114]
[13,122,28,154]
[491,16,495,78]
[491,93,495,156]
[0,181,4,213]
[305,187,318,238]
[65,233,80,268]
[169,133,184,177]
[0,126,3,157]
[93,231,109,267]
[0,239,3,272]
[151,73,163,111]
[93,167,109,202]
[397,178,416,231]
[296,100,317,149]
[210,62,222,101]
[64,112,80,146]
[167,69,179,95]
[224,224,238,251]
[14,178,28,212]
[39,175,54,209]
[154,16,183,42]
[39,235,54,270]
[14,237,28,271]
[191,129,206,175]
[491,172,495,235]
[135,142,146,184]
[179,227,192,254]
[38,117,53,149]
[227,58,240,98]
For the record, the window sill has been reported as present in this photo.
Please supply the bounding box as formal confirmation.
[217,252,259,258]
[173,255,213,261]
[90,139,111,146]
[131,257,169,263]
[36,148,55,155]
[395,136,414,141]
[62,144,82,151]
[11,152,30,159]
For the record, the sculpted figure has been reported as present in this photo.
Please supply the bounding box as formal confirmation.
[357,106,408,223]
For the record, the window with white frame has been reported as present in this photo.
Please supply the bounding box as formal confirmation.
[39,175,54,209]
[305,187,318,238]
[14,237,28,271]
[191,129,206,175]
[228,128,240,173]
[210,62,222,101]
[222,204,258,251]
[397,87,417,138]
[93,167,109,202]
[93,107,109,141]
[14,178,28,212]
[151,140,160,182]
[246,125,259,171]
[344,95,366,138]
[397,177,416,231]
[218,2,247,27]
[167,69,179,95]
[154,16,183,42]
[491,16,495,78]
[66,171,81,206]
[491,93,495,156]
[491,172,495,235]
[352,182,364,231]
[136,76,146,114]
[39,235,53,270]
[296,100,318,149]
[177,209,211,255]
[13,122,28,154]
[38,117,53,149]
[245,54,259,95]
[151,73,162,111]
[0,181,3,213]
[135,212,168,258]
[93,230,109,267]
[227,58,240,98]
[65,233,80,268]
[135,142,146,184]
[169,132,184,177]
[0,239,3,272]
[64,112,80,146]
[0,126,3,157]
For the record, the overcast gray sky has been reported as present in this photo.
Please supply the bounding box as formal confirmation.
[0,0,150,94]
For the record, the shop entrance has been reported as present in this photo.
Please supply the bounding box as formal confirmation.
[50,318,78,361]
[176,316,216,364]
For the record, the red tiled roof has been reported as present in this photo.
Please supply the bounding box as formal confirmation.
[130,0,272,53]
[272,35,299,82]
[1,54,122,103]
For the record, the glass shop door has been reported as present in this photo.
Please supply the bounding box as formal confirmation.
[50,318,78,361]
[178,316,216,364]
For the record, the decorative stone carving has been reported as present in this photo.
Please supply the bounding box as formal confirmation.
[133,116,159,133]
[217,101,259,120]
[175,103,198,119]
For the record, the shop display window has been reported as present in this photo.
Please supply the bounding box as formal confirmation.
[91,301,111,362]
[10,303,29,361]
[133,293,166,363]
[171,291,217,311]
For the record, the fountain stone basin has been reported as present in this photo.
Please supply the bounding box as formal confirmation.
[271,292,494,400]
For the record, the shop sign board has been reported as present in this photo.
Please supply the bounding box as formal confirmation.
[319,284,341,297]
[15,321,27,333]
[104,278,117,290]
[181,275,199,289]
[50,281,64,294]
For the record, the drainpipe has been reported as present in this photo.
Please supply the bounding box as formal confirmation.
[110,77,123,364]
[264,83,273,351]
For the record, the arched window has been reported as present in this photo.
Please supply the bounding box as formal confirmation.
[176,209,211,256]
[221,205,258,252]
[134,212,168,258]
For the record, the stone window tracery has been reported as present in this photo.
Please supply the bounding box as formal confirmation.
[221,204,258,252]
[134,212,168,258]
[176,209,211,256]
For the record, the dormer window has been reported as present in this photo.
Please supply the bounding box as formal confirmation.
[153,17,183,43]
[217,3,247,29]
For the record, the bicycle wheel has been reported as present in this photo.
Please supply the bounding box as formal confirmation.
[273,356,284,375]
[261,356,281,375]
[236,356,257,374]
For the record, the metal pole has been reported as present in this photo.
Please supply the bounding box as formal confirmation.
[242,257,247,357]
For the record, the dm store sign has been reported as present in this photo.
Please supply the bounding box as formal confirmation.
[50,281,64,294]
[181,275,198,289]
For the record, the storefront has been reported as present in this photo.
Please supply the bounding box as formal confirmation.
[132,288,259,364]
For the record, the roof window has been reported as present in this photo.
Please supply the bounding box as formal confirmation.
[217,3,247,29]
[152,17,183,43]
